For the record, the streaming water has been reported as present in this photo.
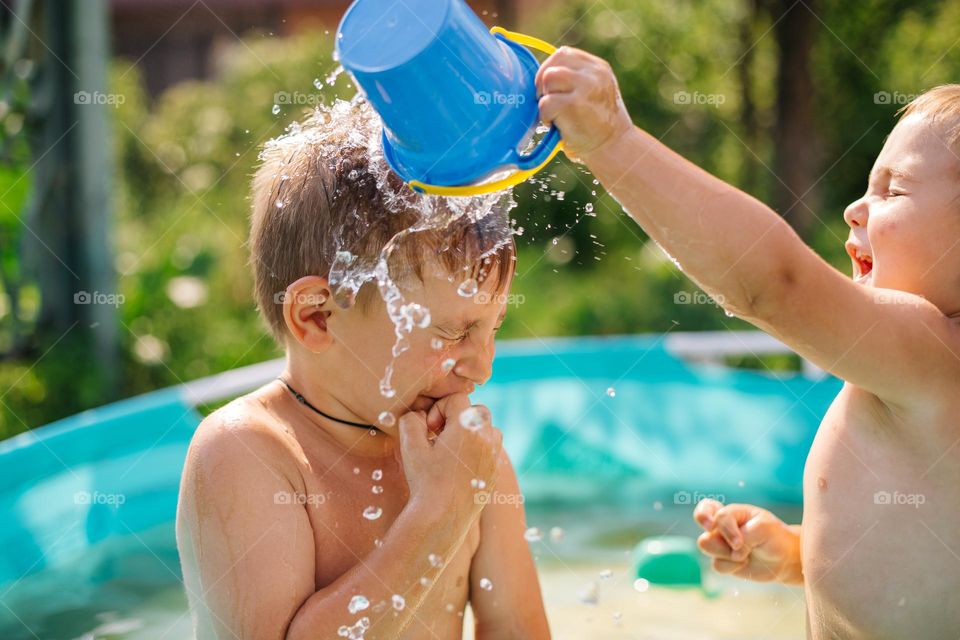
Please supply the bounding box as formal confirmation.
[261,95,517,401]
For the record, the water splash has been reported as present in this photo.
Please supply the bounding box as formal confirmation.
[348,595,370,614]
[459,405,489,431]
[261,94,518,403]
[523,527,542,542]
[338,617,370,639]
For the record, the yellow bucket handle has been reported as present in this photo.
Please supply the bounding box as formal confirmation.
[406,27,564,197]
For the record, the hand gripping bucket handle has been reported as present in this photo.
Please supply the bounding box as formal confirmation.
[407,27,565,197]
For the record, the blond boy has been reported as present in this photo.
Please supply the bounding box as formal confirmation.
[538,48,960,639]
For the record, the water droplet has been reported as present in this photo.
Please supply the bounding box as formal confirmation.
[374,538,383,548]
[457,278,478,297]
[353,467,360,475]
[613,611,623,625]
[372,485,383,494]
[585,203,594,213]
[459,406,489,431]
[338,617,370,639]
[725,309,735,317]
[606,386,616,398]
[408,303,431,328]
[470,478,486,489]
[348,595,370,614]
[441,358,456,373]
[524,527,543,542]
[378,412,395,427]
[274,198,286,209]
[392,594,405,611]
[599,569,613,580]
[420,576,430,586]
[313,78,323,90]
[272,104,281,115]
[633,578,650,592]
[431,337,444,350]
[445,603,454,613]
[372,469,383,481]
[479,577,493,591]
[428,553,443,568]
[362,506,382,520]
[578,580,599,604]
[549,527,565,543]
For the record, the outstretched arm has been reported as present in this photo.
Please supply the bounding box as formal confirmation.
[536,47,960,410]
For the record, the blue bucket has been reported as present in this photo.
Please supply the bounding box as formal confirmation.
[336,0,563,196]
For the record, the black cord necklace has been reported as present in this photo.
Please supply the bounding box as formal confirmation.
[277,377,377,431]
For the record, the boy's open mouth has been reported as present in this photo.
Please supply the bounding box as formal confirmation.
[846,242,873,281]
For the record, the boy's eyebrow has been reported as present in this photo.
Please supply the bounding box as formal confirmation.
[870,166,915,182]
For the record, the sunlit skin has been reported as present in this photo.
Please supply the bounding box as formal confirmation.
[537,46,960,639]
[176,259,551,640]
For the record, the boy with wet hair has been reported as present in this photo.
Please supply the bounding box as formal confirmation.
[176,102,550,640]
[539,46,960,638]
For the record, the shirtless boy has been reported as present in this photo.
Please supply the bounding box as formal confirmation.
[537,47,960,639]
[175,104,550,640]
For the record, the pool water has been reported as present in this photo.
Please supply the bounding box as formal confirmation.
[0,503,805,640]
[1,337,832,639]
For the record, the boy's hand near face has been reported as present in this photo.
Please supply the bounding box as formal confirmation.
[693,499,803,585]
[397,393,502,527]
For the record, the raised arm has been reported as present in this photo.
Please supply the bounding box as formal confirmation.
[536,48,960,410]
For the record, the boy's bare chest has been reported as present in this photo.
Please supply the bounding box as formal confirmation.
[801,385,960,638]
[293,456,479,634]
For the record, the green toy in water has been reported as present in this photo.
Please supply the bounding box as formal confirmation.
[632,536,705,589]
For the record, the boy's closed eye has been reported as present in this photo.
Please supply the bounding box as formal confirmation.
[435,315,506,343]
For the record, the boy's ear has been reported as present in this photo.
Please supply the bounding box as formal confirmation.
[282,276,335,353]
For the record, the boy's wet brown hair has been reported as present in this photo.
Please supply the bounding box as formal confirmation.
[249,103,515,344]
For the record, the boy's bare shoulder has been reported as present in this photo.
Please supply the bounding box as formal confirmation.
[184,394,304,491]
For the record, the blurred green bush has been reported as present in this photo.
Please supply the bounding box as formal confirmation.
[2,0,958,435]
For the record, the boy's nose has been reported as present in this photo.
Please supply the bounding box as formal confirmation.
[453,343,494,387]
[843,198,869,228]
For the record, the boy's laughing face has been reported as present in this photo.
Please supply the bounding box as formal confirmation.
[843,113,960,312]
[288,257,512,437]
